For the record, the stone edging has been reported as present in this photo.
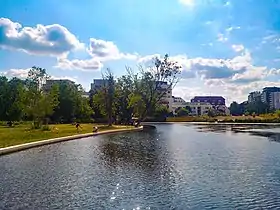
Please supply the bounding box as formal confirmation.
[0,127,143,156]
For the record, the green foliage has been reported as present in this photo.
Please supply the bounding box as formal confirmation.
[23,68,59,128]
[127,54,181,124]
[275,110,280,118]
[0,54,182,126]
[153,105,169,118]
[92,69,115,126]
[115,75,134,124]
[0,66,94,125]
[245,100,269,114]
[229,101,244,116]
[176,107,189,117]
[207,109,216,117]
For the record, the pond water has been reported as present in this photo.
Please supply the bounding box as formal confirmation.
[1,124,280,209]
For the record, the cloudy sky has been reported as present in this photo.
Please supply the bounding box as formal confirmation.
[1,0,280,105]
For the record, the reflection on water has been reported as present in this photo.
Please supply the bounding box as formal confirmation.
[195,124,280,143]
[1,124,280,209]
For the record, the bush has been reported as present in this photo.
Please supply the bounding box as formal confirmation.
[41,125,51,131]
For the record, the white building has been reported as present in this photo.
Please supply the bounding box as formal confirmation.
[156,81,173,111]
[171,96,187,113]
[271,92,280,110]
[186,102,213,116]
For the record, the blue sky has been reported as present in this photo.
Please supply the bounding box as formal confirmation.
[1,0,280,104]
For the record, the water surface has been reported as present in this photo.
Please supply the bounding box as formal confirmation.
[1,124,280,209]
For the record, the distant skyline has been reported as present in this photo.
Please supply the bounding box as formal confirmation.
[1,0,280,105]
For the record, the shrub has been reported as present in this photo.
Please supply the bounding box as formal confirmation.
[41,125,51,131]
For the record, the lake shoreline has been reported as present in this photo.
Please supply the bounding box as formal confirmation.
[0,126,143,156]
[143,122,280,126]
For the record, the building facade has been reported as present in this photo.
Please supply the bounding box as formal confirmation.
[43,79,75,91]
[248,91,261,103]
[90,79,109,91]
[271,92,280,110]
[186,102,213,116]
[191,96,225,106]
[190,96,229,115]
[171,96,187,113]
[261,87,280,110]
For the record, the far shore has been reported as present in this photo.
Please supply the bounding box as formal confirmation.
[143,121,280,126]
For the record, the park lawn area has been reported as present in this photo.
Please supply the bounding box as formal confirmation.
[0,123,131,148]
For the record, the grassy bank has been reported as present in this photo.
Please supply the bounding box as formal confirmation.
[167,114,280,123]
[0,123,132,148]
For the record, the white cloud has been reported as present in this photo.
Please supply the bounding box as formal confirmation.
[87,38,138,61]
[139,51,255,80]
[178,0,194,6]
[224,1,231,6]
[138,50,280,101]
[216,26,240,43]
[232,44,245,52]
[0,18,83,56]
[55,57,103,71]
[204,79,280,103]
[1,68,29,79]
[226,26,241,33]
[54,38,139,71]
[138,54,195,78]
[217,33,228,42]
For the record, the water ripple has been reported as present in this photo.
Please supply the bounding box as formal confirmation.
[1,125,280,209]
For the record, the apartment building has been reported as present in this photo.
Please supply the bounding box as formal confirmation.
[43,79,75,91]
[190,96,229,115]
[90,79,109,92]
[186,102,213,116]
[248,91,261,103]
[261,87,280,110]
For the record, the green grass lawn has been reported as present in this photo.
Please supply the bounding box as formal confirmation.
[0,123,132,148]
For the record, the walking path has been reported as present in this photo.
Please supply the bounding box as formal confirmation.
[0,126,143,156]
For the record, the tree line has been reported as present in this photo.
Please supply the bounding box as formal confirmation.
[229,99,270,116]
[0,54,181,128]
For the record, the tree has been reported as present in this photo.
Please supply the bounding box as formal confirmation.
[24,67,59,128]
[128,54,181,125]
[245,100,269,115]
[208,109,216,117]
[275,110,280,118]
[89,89,104,120]
[230,101,242,116]
[114,75,134,124]
[75,97,93,122]
[154,105,169,118]
[51,81,88,123]
[24,85,59,128]
[6,78,26,122]
[28,66,50,90]
[176,107,189,117]
[0,76,10,121]
[92,69,115,126]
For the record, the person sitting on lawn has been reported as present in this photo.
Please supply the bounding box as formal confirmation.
[93,126,98,133]
[75,123,82,132]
